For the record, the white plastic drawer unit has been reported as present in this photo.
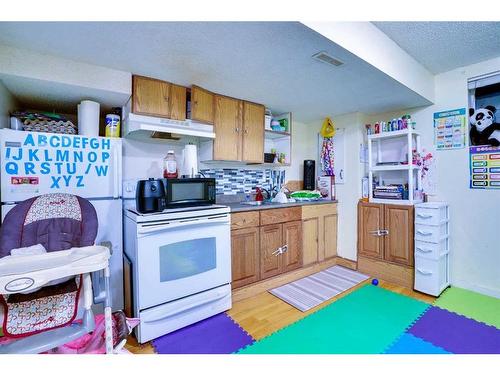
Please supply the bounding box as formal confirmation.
[415,223,449,243]
[415,238,448,259]
[414,255,449,297]
[415,202,449,226]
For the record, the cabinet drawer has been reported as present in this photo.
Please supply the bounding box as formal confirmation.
[415,239,448,259]
[414,255,449,296]
[415,223,448,243]
[260,207,301,226]
[415,207,449,225]
[231,211,260,230]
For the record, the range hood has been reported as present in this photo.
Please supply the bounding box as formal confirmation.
[123,112,215,140]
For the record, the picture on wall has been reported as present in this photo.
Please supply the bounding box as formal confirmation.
[468,76,500,189]
[433,108,467,150]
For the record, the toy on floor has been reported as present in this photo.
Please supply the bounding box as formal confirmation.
[372,279,379,286]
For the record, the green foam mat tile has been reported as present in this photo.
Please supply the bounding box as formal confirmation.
[238,285,429,354]
[434,287,500,329]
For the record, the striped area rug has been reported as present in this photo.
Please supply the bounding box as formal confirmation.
[269,265,369,311]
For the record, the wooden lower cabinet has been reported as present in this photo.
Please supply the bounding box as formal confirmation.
[301,203,338,266]
[358,202,384,260]
[231,227,260,289]
[357,201,414,287]
[260,224,283,279]
[230,205,339,289]
[282,220,303,272]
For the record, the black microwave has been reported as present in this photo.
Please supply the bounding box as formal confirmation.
[161,178,216,208]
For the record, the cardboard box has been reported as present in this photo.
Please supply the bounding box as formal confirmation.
[317,176,335,200]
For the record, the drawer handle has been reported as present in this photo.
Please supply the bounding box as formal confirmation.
[416,247,432,253]
[417,268,433,276]
[417,230,432,236]
[417,213,433,219]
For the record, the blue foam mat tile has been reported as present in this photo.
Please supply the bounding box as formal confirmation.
[384,333,451,354]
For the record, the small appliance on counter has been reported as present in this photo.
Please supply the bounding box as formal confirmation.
[134,177,216,214]
[136,178,167,214]
[303,160,316,190]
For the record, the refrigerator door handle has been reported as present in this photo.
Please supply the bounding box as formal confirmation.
[113,143,121,199]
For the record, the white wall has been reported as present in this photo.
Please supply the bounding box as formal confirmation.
[0,80,18,128]
[362,56,500,298]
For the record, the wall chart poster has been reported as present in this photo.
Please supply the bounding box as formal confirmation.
[433,108,467,150]
[470,145,500,189]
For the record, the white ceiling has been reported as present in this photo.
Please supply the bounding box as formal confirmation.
[373,22,500,74]
[0,22,431,122]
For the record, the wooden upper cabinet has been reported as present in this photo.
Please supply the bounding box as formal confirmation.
[213,95,241,161]
[242,101,264,163]
[231,227,260,289]
[191,85,215,124]
[384,205,414,266]
[132,75,170,117]
[358,201,384,260]
[282,221,303,273]
[169,84,187,121]
[132,75,186,120]
[260,224,283,280]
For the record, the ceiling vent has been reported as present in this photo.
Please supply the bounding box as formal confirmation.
[312,51,344,67]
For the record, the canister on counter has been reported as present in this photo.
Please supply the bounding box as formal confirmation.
[105,113,121,137]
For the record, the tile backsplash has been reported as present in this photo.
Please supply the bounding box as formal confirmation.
[200,168,281,195]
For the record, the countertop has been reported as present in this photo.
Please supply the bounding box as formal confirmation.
[227,199,338,213]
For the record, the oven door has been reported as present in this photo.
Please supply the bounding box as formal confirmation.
[135,214,231,310]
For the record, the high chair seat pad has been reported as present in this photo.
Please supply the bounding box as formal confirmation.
[0,276,82,338]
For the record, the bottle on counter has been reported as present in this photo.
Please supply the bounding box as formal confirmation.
[163,150,178,178]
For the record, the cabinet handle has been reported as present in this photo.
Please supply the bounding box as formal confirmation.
[281,245,288,253]
[244,129,248,134]
[416,268,433,276]
[272,247,282,256]
[380,229,389,236]
[417,213,433,219]
[235,127,240,133]
[369,230,388,237]
[416,246,432,253]
[417,230,432,236]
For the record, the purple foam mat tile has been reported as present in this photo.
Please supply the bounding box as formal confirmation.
[408,306,500,354]
[152,313,254,354]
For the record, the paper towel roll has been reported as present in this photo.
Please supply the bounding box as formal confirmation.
[182,144,198,177]
[78,100,100,136]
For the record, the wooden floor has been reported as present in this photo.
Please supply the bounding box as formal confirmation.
[125,278,435,354]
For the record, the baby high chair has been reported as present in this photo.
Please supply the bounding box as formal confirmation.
[0,193,113,354]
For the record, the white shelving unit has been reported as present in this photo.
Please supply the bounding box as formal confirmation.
[368,128,423,205]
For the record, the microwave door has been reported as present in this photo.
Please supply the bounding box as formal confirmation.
[136,216,231,310]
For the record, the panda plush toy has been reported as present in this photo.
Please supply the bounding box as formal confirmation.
[469,105,500,146]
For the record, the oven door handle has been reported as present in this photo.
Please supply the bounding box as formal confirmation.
[137,216,229,235]
[143,292,230,324]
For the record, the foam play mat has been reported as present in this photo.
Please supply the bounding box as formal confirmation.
[238,285,429,354]
[434,287,500,329]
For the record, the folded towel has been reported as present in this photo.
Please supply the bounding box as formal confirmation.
[10,244,47,256]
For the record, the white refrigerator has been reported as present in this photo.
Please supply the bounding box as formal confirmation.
[0,128,124,311]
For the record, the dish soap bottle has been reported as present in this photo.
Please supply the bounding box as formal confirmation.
[163,150,178,178]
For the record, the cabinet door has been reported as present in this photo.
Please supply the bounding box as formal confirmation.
[132,75,171,117]
[242,101,264,163]
[168,84,187,121]
[282,220,302,273]
[231,227,260,289]
[213,95,242,161]
[324,214,338,259]
[191,85,215,124]
[260,224,283,279]
[302,217,319,266]
[358,202,384,260]
[384,205,414,266]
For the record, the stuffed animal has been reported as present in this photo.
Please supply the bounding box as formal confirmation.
[469,105,500,146]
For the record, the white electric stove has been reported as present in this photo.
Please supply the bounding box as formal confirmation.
[123,204,232,343]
